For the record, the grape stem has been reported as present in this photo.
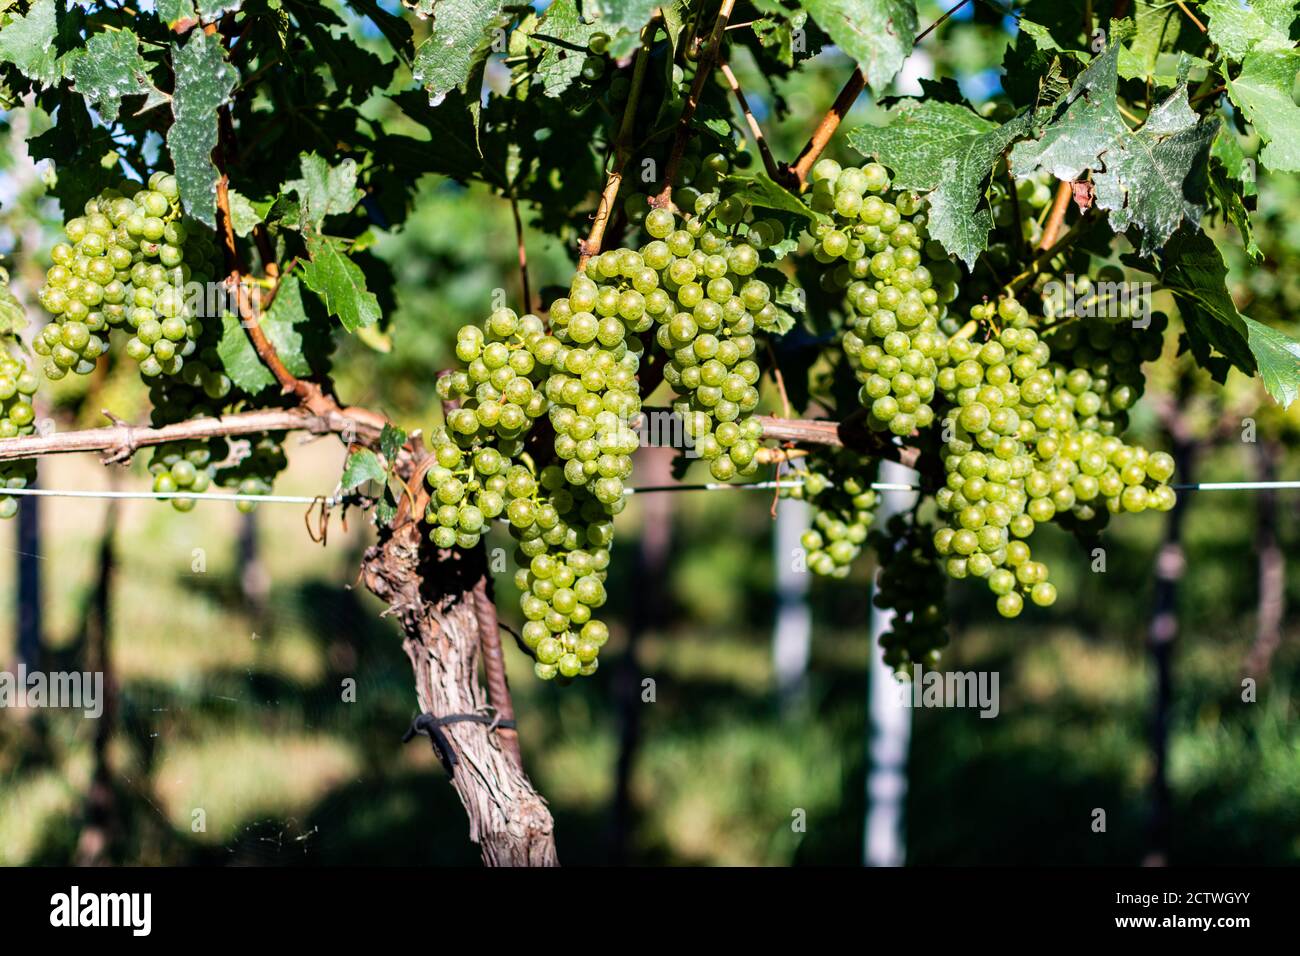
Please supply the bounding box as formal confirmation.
[653,0,737,209]
[719,60,781,182]
[784,0,973,189]
[1038,180,1074,250]
[579,25,657,270]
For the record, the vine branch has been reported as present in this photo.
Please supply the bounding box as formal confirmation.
[720,60,780,181]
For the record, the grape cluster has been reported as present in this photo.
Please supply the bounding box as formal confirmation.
[0,344,38,520]
[931,295,1175,616]
[426,309,553,548]
[510,471,613,680]
[544,270,645,502]
[806,159,953,439]
[644,207,768,480]
[870,514,948,672]
[147,438,221,513]
[36,174,221,381]
[782,448,878,578]
[215,433,288,513]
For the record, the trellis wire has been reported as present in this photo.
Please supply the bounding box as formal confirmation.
[1,478,1299,506]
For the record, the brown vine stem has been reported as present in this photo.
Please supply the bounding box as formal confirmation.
[720,60,780,181]
[785,0,973,188]
[653,0,736,208]
[578,29,656,270]
[1175,0,1207,33]
[0,407,383,464]
[1038,179,1073,249]
[509,193,533,312]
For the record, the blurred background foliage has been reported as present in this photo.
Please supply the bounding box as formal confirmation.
[1,1,1298,865]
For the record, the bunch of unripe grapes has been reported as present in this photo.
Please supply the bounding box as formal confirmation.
[932,295,1175,616]
[215,433,288,513]
[510,473,613,681]
[643,206,768,480]
[148,438,222,513]
[544,270,645,503]
[36,174,221,381]
[870,514,948,672]
[992,168,1057,247]
[806,159,954,439]
[782,448,877,578]
[0,344,38,520]
[425,309,555,548]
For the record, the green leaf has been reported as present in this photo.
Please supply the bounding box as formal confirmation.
[284,152,365,230]
[156,0,196,27]
[167,29,237,229]
[1226,50,1300,173]
[217,314,276,394]
[1207,128,1260,260]
[342,448,386,490]
[1162,228,1300,406]
[347,0,415,63]
[801,0,917,96]
[849,100,1032,266]
[1203,0,1299,60]
[300,229,382,332]
[263,274,311,377]
[534,0,603,98]
[590,0,657,35]
[718,173,823,225]
[70,30,151,124]
[197,0,244,18]
[0,0,62,85]
[228,190,270,238]
[411,0,505,102]
[1120,0,1209,84]
[1012,43,1216,256]
[379,422,406,462]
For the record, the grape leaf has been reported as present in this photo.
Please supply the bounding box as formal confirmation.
[1012,42,1216,256]
[534,0,603,98]
[284,152,365,229]
[590,0,657,35]
[342,448,386,490]
[1120,0,1208,84]
[197,0,243,18]
[1161,228,1300,406]
[167,29,237,229]
[801,0,917,96]
[69,29,151,124]
[849,100,1033,266]
[228,190,270,237]
[1207,128,1260,260]
[0,0,62,85]
[379,423,406,463]
[411,0,506,102]
[215,275,311,393]
[1203,0,1299,61]
[719,173,825,224]
[299,229,382,332]
[1225,49,1300,173]
[156,0,196,27]
[346,0,415,64]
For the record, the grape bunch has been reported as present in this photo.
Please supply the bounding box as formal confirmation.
[931,294,1175,616]
[0,342,38,520]
[147,438,222,513]
[543,269,646,503]
[805,159,953,439]
[215,433,288,513]
[425,308,554,548]
[510,470,613,680]
[781,448,878,578]
[643,206,768,480]
[870,514,948,672]
[36,173,221,381]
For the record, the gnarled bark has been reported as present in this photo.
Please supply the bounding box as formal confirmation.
[360,520,558,867]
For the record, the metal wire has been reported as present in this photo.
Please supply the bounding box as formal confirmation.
[1,478,1299,506]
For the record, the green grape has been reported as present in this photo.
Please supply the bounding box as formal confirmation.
[0,328,39,519]
[870,513,949,672]
[781,448,878,578]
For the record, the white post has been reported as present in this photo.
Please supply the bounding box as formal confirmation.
[863,459,918,867]
[773,497,813,714]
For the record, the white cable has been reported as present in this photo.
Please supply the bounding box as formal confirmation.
[1,478,1298,506]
